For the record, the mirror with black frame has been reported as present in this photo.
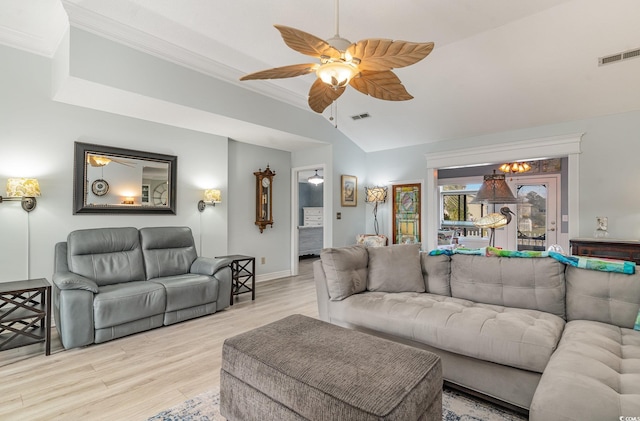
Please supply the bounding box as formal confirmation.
[73,142,178,214]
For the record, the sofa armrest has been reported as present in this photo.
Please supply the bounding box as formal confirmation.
[314,260,331,321]
[190,257,232,276]
[52,271,99,293]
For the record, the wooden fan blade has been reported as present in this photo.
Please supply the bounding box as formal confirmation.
[308,78,345,113]
[349,70,413,101]
[240,63,319,80]
[274,25,341,59]
[348,39,434,71]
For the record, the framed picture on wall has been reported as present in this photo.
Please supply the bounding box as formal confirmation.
[341,175,357,207]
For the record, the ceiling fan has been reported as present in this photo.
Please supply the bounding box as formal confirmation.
[239,0,434,113]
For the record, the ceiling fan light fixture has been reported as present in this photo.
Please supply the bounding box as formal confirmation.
[316,61,358,88]
[499,162,531,173]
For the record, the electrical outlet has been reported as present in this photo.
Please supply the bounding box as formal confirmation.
[336,212,342,220]
[261,257,266,264]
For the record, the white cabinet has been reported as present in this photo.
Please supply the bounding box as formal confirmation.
[299,226,323,256]
[303,207,323,227]
[299,207,323,256]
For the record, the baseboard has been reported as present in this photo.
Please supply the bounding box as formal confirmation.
[256,270,291,283]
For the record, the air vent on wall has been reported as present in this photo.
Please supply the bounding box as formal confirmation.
[351,113,371,121]
[599,47,640,66]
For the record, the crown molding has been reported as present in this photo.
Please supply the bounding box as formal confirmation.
[61,1,309,111]
[0,4,68,58]
[425,133,584,169]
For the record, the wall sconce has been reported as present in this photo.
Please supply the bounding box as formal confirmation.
[198,189,221,212]
[122,197,135,205]
[0,178,41,212]
[365,186,388,235]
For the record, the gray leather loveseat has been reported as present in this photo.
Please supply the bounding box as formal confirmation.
[53,226,232,349]
[314,243,640,419]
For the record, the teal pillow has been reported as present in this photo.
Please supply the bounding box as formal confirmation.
[635,309,640,331]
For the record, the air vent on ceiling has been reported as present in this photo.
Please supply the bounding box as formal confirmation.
[351,112,371,120]
[599,47,640,66]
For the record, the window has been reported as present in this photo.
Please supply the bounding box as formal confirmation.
[439,179,487,238]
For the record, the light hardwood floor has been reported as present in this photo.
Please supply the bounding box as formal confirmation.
[0,258,320,421]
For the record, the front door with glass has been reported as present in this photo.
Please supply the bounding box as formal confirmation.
[502,176,559,251]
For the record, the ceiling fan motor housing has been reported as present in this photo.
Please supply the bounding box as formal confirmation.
[325,35,351,51]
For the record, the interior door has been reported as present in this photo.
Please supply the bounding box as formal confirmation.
[502,176,559,251]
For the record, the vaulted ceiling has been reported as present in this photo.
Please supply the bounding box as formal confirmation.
[3,0,640,152]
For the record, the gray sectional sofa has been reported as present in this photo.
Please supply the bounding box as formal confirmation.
[52,226,232,349]
[314,243,640,419]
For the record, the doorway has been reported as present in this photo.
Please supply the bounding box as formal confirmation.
[500,175,560,250]
[291,165,325,276]
[425,133,582,251]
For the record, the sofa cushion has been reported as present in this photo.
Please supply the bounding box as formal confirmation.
[67,227,146,286]
[320,245,368,301]
[566,266,640,329]
[328,292,565,373]
[93,281,166,329]
[421,253,451,296]
[450,254,566,318]
[149,274,219,312]
[530,320,640,421]
[140,227,198,280]
[368,243,425,293]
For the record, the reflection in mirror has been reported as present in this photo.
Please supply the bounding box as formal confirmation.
[74,142,177,214]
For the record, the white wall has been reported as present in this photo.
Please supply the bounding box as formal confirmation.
[326,133,367,247]
[12,16,638,286]
[228,140,291,280]
[367,110,640,243]
[0,25,371,284]
[0,43,229,282]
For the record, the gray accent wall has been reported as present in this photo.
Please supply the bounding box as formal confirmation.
[298,182,323,223]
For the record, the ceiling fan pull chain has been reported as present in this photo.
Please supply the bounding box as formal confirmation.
[329,101,338,128]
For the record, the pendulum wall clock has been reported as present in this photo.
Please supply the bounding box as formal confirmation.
[254,165,275,233]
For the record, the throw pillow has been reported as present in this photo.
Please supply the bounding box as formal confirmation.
[635,309,640,331]
[367,243,425,293]
[320,245,368,301]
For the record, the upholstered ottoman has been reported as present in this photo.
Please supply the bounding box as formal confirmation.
[220,314,442,420]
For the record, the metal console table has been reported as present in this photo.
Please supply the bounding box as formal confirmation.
[0,278,52,356]
[217,255,255,306]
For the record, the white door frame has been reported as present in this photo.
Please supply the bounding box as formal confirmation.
[291,164,327,276]
[501,174,561,250]
[424,133,583,251]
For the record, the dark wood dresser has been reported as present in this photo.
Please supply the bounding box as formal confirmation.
[570,238,640,264]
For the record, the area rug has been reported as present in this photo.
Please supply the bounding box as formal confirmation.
[148,387,527,421]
